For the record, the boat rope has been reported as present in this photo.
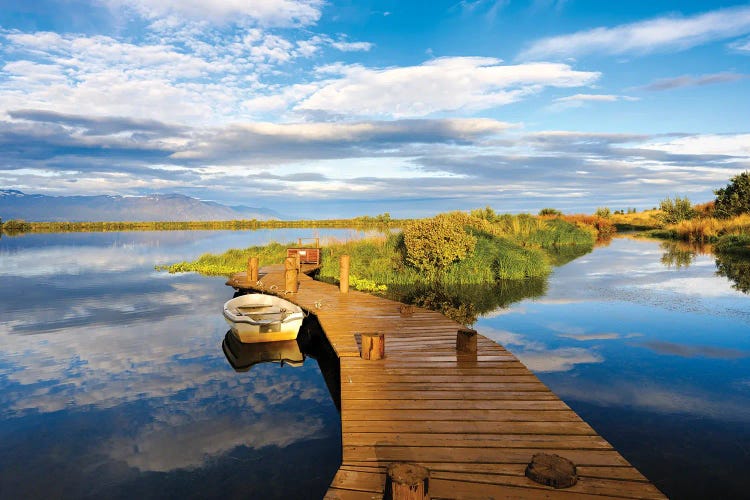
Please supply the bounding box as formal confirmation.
[269,284,278,291]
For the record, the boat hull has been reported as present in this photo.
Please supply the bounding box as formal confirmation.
[223,293,304,343]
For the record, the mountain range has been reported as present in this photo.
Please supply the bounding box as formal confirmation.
[0,190,284,222]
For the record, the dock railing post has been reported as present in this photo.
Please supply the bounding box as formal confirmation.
[340,254,350,293]
[457,327,477,354]
[284,257,298,293]
[360,332,385,360]
[248,256,259,282]
[386,462,429,499]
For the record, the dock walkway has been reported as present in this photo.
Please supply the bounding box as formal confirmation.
[227,266,665,499]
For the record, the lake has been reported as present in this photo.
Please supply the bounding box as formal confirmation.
[1,230,748,499]
[475,236,750,499]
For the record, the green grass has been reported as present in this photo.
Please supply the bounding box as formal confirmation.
[155,242,290,275]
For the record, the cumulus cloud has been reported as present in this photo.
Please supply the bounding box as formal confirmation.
[0,28,330,125]
[520,4,750,59]
[281,57,599,118]
[638,72,747,91]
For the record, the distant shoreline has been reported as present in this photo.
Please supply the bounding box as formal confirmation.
[0,216,402,235]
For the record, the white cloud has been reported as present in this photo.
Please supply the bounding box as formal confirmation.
[638,72,747,91]
[731,37,750,52]
[330,40,374,52]
[551,93,639,110]
[288,57,599,118]
[102,0,324,27]
[520,4,750,59]
[644,134,750,157]
[0,30,314,124]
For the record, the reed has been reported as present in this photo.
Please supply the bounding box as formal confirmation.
[661,213,750,242]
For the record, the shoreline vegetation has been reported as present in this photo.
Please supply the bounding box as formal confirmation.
[0,214,400,236]
[157,209,609,324]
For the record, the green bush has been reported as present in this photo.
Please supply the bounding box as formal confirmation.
[594,207,611,218]
[538,208,562,216]
[657,196,696,224]
[402,214,477,277]
[714,171,750,218]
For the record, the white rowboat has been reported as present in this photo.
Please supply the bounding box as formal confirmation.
[223,293,304,343]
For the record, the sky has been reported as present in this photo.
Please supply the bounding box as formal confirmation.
[0,0,749,218]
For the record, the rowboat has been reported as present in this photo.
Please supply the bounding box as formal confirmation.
[223,293,305,343]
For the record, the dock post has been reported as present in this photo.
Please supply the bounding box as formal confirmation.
[248,256,259,282]
[457,327,477,354]
[294,253,301,272]
[284,257,298,293]
[386,462,428,500]
[360,332,385,360]
[339,254,350,293]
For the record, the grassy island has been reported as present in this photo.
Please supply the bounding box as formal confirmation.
[158,209,607,323]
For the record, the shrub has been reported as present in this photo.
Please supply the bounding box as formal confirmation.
[714,171,750,218]
[538,208,562,216]
[402,214,477,277]
[657,196,696,224]
[594,207,611,218]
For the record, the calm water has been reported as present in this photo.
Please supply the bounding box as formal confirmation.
[0,229,374,499]
[476,237,750,499]
[1,231,749,499]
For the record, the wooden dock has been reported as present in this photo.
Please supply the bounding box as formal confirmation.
[227,265,665,499]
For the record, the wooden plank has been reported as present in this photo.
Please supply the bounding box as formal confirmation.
[340,390,560,400]
[342,433,613,450]
[342,445,631,467]
[341,399,570,411]
[324,488,383,500]
[430,472,665,500]
[329,469,384,493]
[341,420,598,435]
[341,409,584,422]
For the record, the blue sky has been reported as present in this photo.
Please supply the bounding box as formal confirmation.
[0,0,749,217]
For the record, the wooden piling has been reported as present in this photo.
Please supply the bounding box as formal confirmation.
[457,327,477,353]
[339,254,350,294]
[386,463,428,500]
[360,332,384,360]
[284,257,298,293]
[248,256,259,282]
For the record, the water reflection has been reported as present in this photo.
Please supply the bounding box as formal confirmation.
[0,229,346,499]
[476,236,750,500]
[715,252,750,294]
[222,334,305,371]
[658,239,750,295]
